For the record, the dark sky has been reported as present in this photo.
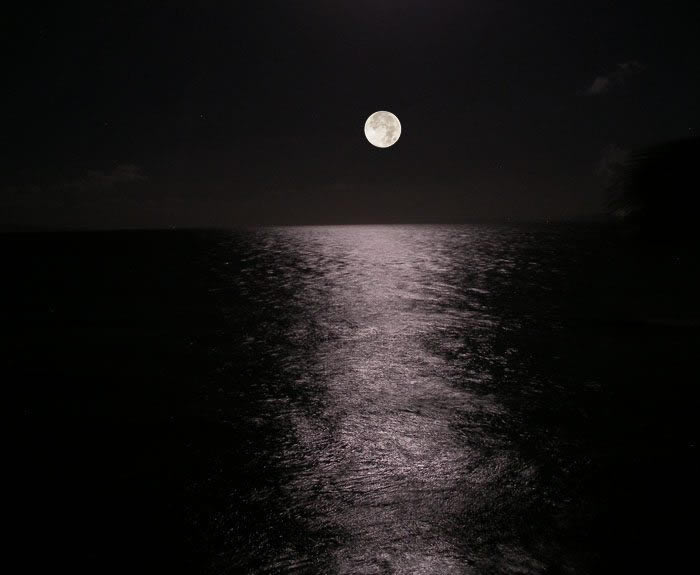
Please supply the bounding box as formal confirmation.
[4,1,699,228]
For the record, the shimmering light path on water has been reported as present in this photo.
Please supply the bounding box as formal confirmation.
[278,227,528,573]
[191,225,627,574]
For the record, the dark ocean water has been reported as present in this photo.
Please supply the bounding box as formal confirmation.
[5,225,699,574]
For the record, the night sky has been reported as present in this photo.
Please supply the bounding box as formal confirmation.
[4,1,699,228]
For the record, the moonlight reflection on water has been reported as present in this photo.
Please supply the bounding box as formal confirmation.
[283,227,516,573]
[202,225,569,573]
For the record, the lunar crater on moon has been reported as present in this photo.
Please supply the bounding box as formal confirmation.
[365,111,401,148]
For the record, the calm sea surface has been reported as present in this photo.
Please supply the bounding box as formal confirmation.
[6,225,698,574]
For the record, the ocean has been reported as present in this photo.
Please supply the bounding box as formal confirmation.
[5,225,698,574]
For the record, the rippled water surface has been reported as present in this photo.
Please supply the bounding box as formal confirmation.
[180,225,697,574]
[8,225,698,574]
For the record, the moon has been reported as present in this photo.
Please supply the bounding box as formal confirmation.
[364,111,401,148]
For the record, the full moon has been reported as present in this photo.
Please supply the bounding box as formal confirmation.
[364,111,401,148]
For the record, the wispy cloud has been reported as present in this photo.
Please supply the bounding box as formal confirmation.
[586,61,644,96]
[63,164,147,192]
[2,164,147,212]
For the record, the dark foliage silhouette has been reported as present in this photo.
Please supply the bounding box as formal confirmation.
[609,137,700,253]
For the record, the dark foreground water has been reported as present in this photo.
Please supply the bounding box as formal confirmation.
[4,225,699,574]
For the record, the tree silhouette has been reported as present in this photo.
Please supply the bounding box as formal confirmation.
[609,137,700,254]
